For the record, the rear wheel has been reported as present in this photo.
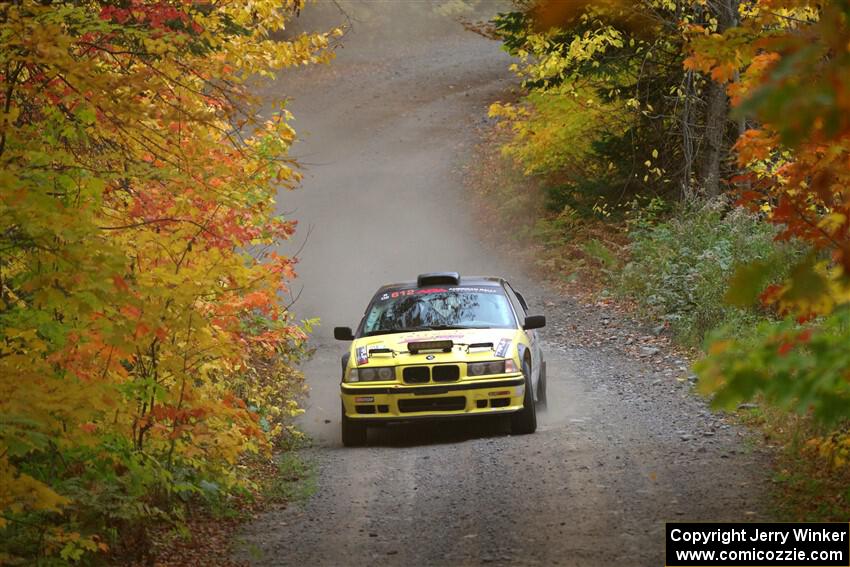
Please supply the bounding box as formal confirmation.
[511,358,537,434]
[537,360,548,409]
[341,402,367,447]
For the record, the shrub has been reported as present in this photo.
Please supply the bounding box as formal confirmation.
[616,200,806,345]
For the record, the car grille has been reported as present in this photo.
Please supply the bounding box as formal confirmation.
[398,396,466,413]
[403,366,430,384]
[402,365,461,383]
[432,365,460,382]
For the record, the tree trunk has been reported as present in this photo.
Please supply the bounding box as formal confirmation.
[680,69,696,201]
[698,0,739,199]
[702,79,727,198]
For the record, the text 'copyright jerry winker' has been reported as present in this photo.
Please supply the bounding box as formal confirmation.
[666,523,850,566]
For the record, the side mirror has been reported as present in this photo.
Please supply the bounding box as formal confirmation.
[334,326,355,341]
[523,315,546,330]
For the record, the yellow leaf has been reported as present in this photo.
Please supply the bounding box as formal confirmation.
[708,340,731,355]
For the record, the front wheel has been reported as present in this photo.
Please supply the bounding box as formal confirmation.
[511,359,537,434]
[341,402,367,447]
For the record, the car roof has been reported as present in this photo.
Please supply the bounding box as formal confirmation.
[375,276,506,293]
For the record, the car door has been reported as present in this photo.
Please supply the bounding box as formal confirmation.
[504,282,541,385]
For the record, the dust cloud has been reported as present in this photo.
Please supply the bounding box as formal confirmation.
[269,0,515,337]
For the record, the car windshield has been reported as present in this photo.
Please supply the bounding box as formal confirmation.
[362,286,516,336]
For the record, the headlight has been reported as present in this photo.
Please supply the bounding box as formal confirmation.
[349,366,395,382]
[467,360,508,376]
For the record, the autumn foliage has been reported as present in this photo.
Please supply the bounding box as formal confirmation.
[681,2,850,425]
[0,1,334,561]
[492,0,850,485]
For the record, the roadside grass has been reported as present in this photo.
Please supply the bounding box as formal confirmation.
[123,445,317,566]
[232,449,318,563]
[262,451,317,504]
[739,406,850,521]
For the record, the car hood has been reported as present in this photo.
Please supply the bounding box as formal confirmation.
[351,328,519,366]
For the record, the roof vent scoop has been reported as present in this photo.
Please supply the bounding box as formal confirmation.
[417,272,460,287]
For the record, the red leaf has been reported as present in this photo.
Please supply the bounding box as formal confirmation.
[113,275,130,292]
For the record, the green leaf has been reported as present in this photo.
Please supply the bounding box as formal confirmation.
[782,255,830,305]
[724,260,772,307]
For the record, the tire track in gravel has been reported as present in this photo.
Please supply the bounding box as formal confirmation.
[235,2,771,565]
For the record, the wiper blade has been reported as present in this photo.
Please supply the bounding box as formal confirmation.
[428,325,495,330]
[364,327,431,337]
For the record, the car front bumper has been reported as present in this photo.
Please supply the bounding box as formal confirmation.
[340,375,525,422]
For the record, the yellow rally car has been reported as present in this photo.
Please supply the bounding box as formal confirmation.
[333,272,547,446]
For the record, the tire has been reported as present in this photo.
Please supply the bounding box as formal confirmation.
[511,358,537,435]
[340,353,350,380]
[341,402,367,447]
[536,360,548,410]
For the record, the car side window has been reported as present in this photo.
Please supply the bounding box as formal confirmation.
[514,291,528,312]
[503,283,526,323]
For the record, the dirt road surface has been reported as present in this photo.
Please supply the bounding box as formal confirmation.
[237,2,769,565]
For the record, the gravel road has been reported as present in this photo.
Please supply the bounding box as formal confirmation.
[237,2,770,565]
